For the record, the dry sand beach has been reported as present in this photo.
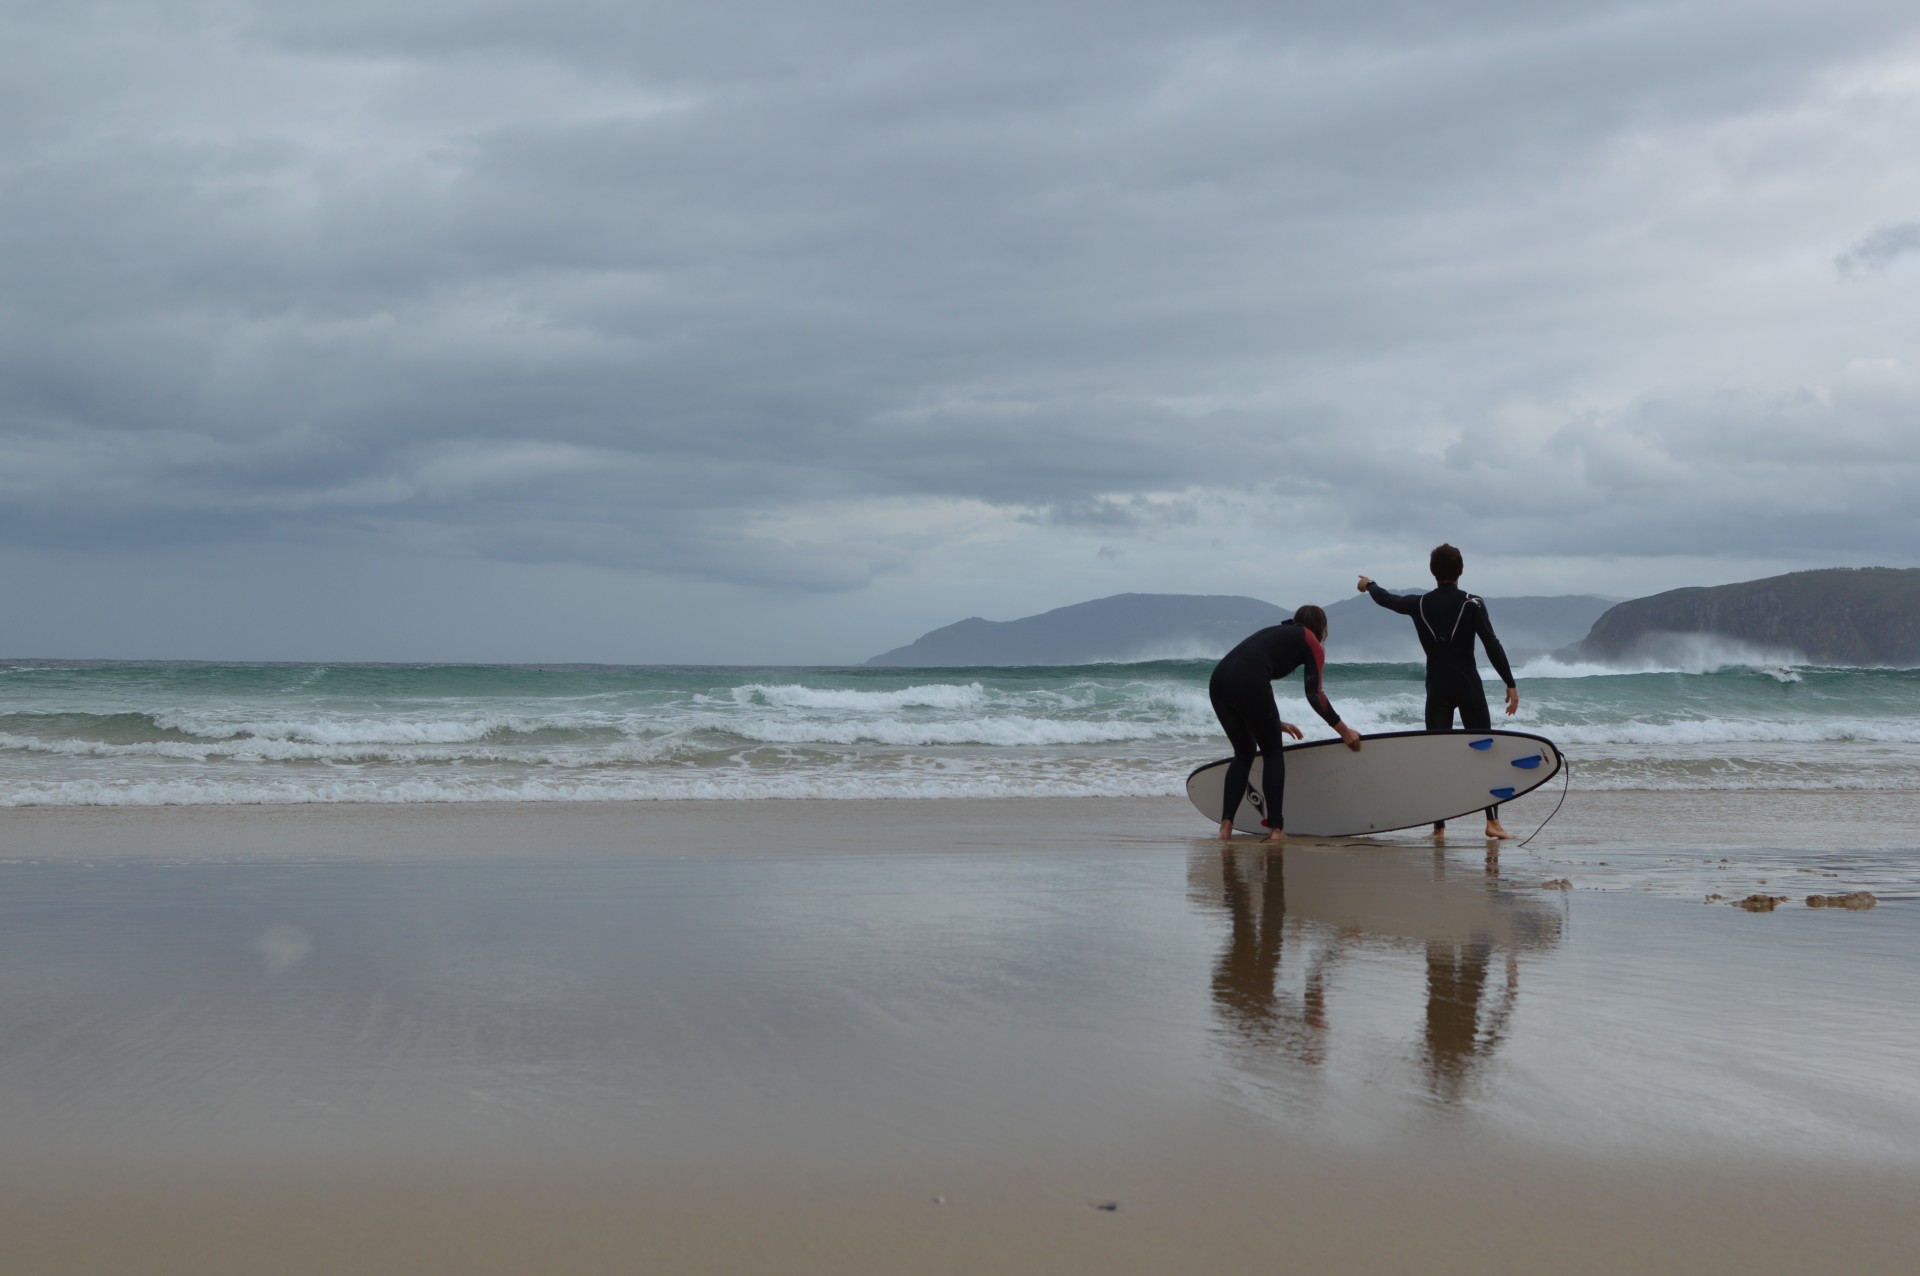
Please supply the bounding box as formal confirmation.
[3,791,1918,1274]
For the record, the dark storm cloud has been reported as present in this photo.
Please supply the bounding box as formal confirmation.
[4,0,1919,597]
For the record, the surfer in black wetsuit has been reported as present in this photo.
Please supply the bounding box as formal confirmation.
[1209,605,1363,842]
[1357,543,1520,840]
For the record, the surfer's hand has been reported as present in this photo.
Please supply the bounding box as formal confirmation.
[1505,686,1520,717]
[1336,722,1362,752]
[1281,721,1304,740]
[1356,575,1371,592]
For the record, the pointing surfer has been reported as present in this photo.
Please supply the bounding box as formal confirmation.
[1357,543,1519,840]
[1209,605,1363,842]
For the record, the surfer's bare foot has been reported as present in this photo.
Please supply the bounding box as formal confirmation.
[1264,829,1287,843]
[1428,826,1446,842]
[1485,820,1514,840]
[1217,818,1236,841]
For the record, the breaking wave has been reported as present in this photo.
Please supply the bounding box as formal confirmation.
[1,659,1915,805]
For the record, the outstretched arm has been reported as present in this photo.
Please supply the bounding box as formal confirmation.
[1360,578,1418,615]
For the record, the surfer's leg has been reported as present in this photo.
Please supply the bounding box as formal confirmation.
[1246,692,1290,839]
[1211,681,1258,839]
[1457,693,1512,837]
[1425,693,1456,834]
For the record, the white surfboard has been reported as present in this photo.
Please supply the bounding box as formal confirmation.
[1187,729,1564,837]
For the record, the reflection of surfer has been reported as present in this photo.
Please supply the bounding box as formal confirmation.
[1422,939,1518,1102]
[1212,848,1343,1066]
[1208,606,1363,842]
[1201,846,1557,1106]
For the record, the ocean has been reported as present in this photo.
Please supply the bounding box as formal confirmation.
[2,656,1915,807]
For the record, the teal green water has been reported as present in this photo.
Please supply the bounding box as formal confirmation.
[2,658,1916,804]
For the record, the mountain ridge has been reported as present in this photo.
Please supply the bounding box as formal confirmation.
[866,589,1613,667]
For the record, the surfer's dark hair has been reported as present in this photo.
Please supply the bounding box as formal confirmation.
[1430,543,1463,582]
[1293,604,1328,641]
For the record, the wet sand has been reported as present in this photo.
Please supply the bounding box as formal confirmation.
[3,794,1918,1273]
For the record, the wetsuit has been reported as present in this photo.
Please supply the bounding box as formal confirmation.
[1208,621,1344,833]
[1366,582,1516,826]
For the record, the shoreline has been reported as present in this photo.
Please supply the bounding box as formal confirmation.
[4,785,1913,863]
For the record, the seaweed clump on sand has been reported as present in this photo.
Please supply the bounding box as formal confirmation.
[1731,894,1788,912]
[1806,891,1877,910]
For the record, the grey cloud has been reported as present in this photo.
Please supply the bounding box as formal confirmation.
[1837,221,1920,276]
[3,0,1918,609]
[1023,494,1202,531]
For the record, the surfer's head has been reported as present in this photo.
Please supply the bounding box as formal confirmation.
[1292,604,1328,642]
[1430,543,1463,584]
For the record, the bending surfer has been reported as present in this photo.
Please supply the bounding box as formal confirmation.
[1209,605,1363,842]
[1356,543,1519,840]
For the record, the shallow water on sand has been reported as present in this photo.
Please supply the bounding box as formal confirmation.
[5,832,1916,1176]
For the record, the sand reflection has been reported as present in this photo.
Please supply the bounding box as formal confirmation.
[1193,843,1561,1104]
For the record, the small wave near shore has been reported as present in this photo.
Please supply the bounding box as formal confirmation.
[2,658,1915,805]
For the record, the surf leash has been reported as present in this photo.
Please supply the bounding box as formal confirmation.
[1516,751,1570,849]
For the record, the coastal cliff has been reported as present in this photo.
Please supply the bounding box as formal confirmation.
[1573,568,1920,666]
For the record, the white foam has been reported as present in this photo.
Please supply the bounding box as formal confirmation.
[148,710,624,745]
[723,714,1214,747]
[0,767,1190,807]
[1511,635,1809,679]
[1547,718,1920,746]
[730,682,990,712]
[0,730,689,766]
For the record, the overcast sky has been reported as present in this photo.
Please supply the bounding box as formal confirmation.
[4,0,1917,663]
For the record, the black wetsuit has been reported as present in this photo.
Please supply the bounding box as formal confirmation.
[1366,582,1516,825]
[1208,621,1344,833]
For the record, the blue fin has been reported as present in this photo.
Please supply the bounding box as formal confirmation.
[1468,738,1494,750]
[1510,755,1542,769]
[1489,786,1516,800]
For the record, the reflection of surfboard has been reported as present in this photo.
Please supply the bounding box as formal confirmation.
[1187,729,1564,837]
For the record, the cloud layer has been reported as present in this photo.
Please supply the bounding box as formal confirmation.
[3,1,1919,658]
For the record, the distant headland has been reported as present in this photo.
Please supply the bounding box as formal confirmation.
[1565,567,1920,666]
[865,567,1920,667]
